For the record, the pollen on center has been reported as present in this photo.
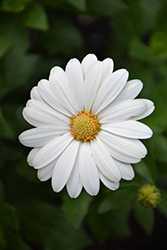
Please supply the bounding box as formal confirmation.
[69,111,100,142]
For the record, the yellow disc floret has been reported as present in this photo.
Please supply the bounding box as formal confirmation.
[69,111,100,142]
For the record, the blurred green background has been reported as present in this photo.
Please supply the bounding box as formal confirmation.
[1,0,167,249]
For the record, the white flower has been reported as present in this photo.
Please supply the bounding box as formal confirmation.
[19,54,154,198]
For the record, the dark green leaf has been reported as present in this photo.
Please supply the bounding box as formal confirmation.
[98,188,137,214]
[134,161,154,184]
[4,229,30,250]
[0,227,6,249]
[86,0,127,17]
[0,37,11,57]
[15,159,38,183]
[0,181,4,202]
[24,5,49,30]
[0,203,19,231]
[152,134,167,163]
[130,38,152,62]
[133,200,154,235]
[157,189,167,218]
[62,191,92,229]
[1,0,30,12]
[67,0,86,11]
[150,32,167,56]
[38,18,83,55]
[18,203,92,250]
[89,205,131,242]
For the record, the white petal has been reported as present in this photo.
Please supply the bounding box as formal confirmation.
[90,139,121,182]
[19,126,69,147]
[110,79,143,107]
[66,145,83,198]
[101,58,114,83]
[79,142,100,196]
[65,58,84,111]
[27,148,40,166]
[49,66,78,115]
[101,120,153,139]
[99,99,147,123]
[97,131,146,163]
[92,69,129,114]
[33,132,73,169]
[115,160,135,180]
[38,79,71,117]
[52,140,80,192]
[81,54,97,77]
[83,61,103,111]
[131,99,155,120]
[37,160,57,182]
[23,100,69,127]
[99,172,120,190]
[30,86,43,101]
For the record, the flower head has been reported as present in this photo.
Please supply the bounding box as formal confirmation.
[138,184,160,208]
[19,54,154,198]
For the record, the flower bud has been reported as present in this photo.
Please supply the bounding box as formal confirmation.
[137,184,160,208]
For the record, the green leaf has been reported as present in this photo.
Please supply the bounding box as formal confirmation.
[134,161,154,184]
[0,54,38,99]
[130,38,152,62]
[152,134,167,163]
[0,203,19,231]
[157,189,167,218]
[4,229,30,250]
[67,0,86,11]
[62,191,92,229]
[24,5,49,30]
[0,227,6,249]
[18,203,92,250]
[98,188,137,214]
[38,18,83,55]
[89,205,131,242]
[15,159,38,183]
[1,0,30,12]
[157,1,167,33]
[0,181,4,202]
[150,32,167,56]
[0,109,7,137]
[133,200,154,235]
[0,37,11,57]
[86,0,127,17]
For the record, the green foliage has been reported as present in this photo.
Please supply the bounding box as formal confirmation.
[1,0,31,12]
[133,201,154,234]
[62,191,93,229]
[24,4,49,30]
[0,0,167,249]
[17,203,92,250]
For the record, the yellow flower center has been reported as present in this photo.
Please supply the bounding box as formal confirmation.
[69,111,100,142]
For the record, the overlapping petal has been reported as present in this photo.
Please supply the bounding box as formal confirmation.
[37,160,57,182]
[81,54,97,77]
[33,133,73,169]
[92,69,128,114]
[83,61,103,111]
[79,143,100,196]
[97,131,147,163]
[91,139,121,182]
[38,79,71,117]
[65,58,84,111]
[19,126,69,147]
[101,120,152,139]
[52,140,80,192]
[99,99,148,123]
[49,66,78,115]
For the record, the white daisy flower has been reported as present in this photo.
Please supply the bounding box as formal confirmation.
[19,54,154,198]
